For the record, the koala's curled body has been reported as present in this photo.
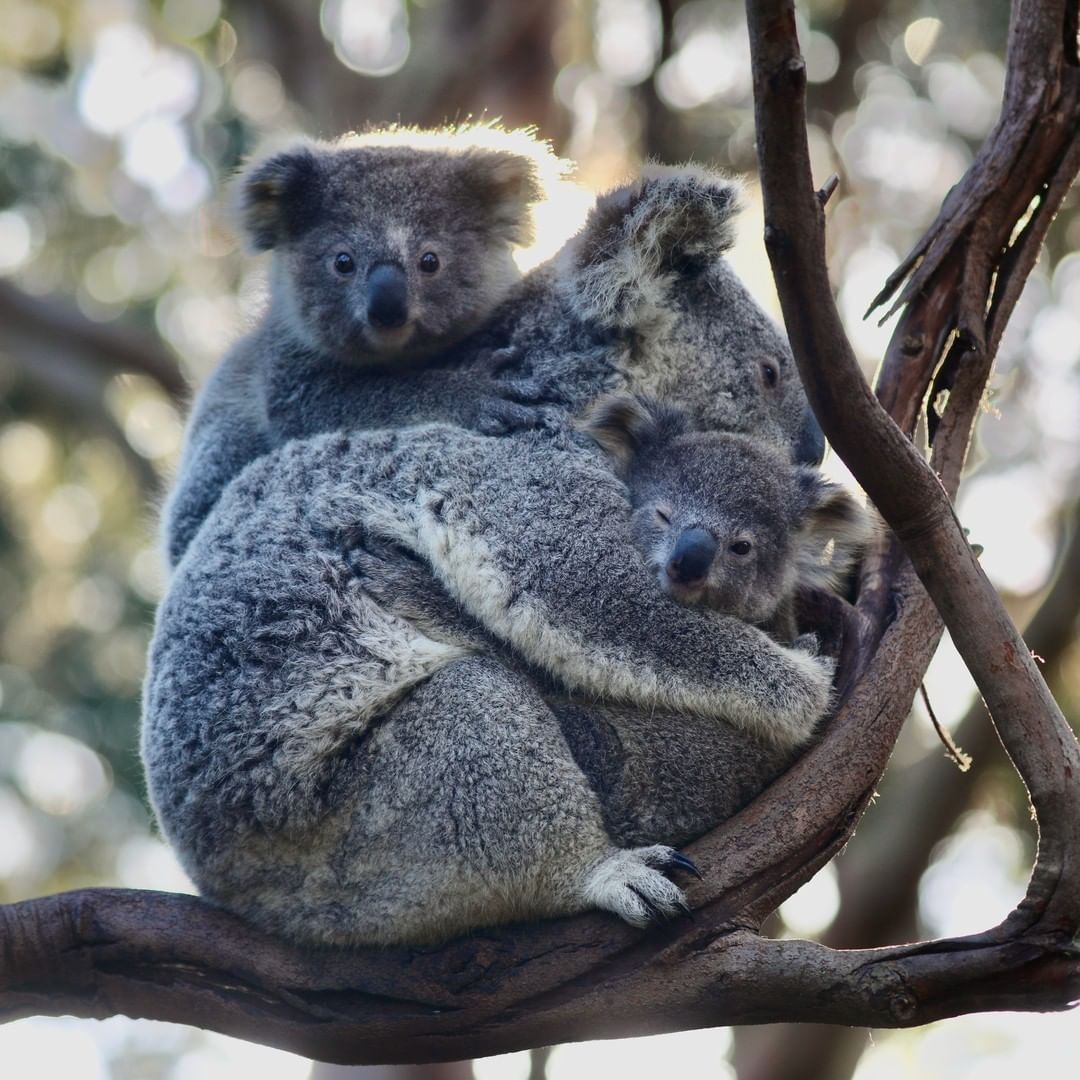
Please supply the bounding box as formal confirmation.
[147,166,836,944]
[144,421,837,944]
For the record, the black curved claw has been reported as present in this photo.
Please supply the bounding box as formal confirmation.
[668,852,704,880]
[676,898,696,922]
[627,884,668,924]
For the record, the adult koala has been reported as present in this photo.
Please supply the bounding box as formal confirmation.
[144,168,830,945]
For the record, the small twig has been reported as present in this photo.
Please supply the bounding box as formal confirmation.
[920,683,973,772]
[817,173,840,207]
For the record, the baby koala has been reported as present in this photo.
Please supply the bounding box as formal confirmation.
[163,124,563,567]
[584,393,872,639]
[239,125,549,365]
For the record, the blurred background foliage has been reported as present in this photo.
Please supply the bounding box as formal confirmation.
[0,1,1077,1078]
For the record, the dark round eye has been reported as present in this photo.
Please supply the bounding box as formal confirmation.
[419,252,440,274]
[334,252,355,275]
[761,361,779,388]
[655,508,671,525]
[730,540,753,556]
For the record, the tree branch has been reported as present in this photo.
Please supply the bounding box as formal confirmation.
[0,280,186,404]
[746,0,1080,944]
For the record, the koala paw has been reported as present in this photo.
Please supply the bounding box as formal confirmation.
[472,346,566,434]
[475,400,563,436]
[583,845,699,928]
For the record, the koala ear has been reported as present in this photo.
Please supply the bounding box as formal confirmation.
[793,471,876,591]
[236,146,324,252]
[580,393,689,470]
[457,149,544,247]
[568,166,741,328]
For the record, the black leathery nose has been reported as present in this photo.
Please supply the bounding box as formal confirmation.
[667,528,717,584]
[367,263,409,329]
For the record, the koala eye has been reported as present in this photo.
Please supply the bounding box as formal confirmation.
[419,252,440,274]
[730,539,753,556]
[334,252,356,275]
[760,360,779,389]
[655,507,672,526]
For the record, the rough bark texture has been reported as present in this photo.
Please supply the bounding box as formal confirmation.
[2,0,1079,1066]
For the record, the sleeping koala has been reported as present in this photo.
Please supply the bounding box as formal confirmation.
[163,124,563,566]
[583,393,871,639]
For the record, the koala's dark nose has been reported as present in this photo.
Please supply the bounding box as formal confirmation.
[667,528,717,585]
[795,405,826,465]
[367,263,409,329]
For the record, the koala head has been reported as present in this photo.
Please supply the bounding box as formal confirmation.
[584,394,872,624]
[566,166,825,465]
[236,125,556,365]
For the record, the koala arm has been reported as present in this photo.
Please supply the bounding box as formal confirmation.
[373,442,834,752]
[162,344,270,569]
[272,349,566,438]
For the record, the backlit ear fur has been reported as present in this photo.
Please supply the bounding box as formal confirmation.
[567,164,741,328]
[343,122,569,249]
[793,471,877,593]
[235,143,324,251]
[581,393,690,472]
[457,148,544,247]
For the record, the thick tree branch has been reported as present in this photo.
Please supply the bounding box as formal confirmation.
[0,280,186,404]
[746,0,1080,945]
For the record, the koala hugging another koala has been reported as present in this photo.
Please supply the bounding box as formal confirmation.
[143,126,869,946]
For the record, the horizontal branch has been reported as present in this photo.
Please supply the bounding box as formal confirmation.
[3,886,1078,1065]
[0,280,186,404]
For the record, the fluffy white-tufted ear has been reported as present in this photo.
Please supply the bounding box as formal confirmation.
[564,165,742,328]
[233,141,326,252]
[792,471,877,592]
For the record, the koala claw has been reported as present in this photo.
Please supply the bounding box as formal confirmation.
[666,851,704,880]
[584,845,693,929]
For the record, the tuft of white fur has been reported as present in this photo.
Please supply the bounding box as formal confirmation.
[263,577,474,785]
[793,493,879,595]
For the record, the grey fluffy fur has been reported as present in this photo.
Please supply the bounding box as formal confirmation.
[163,125,562,567]
[145,164,836,945]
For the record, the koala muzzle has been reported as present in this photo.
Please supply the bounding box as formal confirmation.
[367,263,409,330]
[667,528,717,585]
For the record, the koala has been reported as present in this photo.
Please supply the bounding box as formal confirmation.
[143,414,851,945]
[144,166,838,945]
[582,393,871,639]
[163,124,564,566]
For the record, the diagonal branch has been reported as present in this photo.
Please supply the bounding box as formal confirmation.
[746,0,1080,942]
